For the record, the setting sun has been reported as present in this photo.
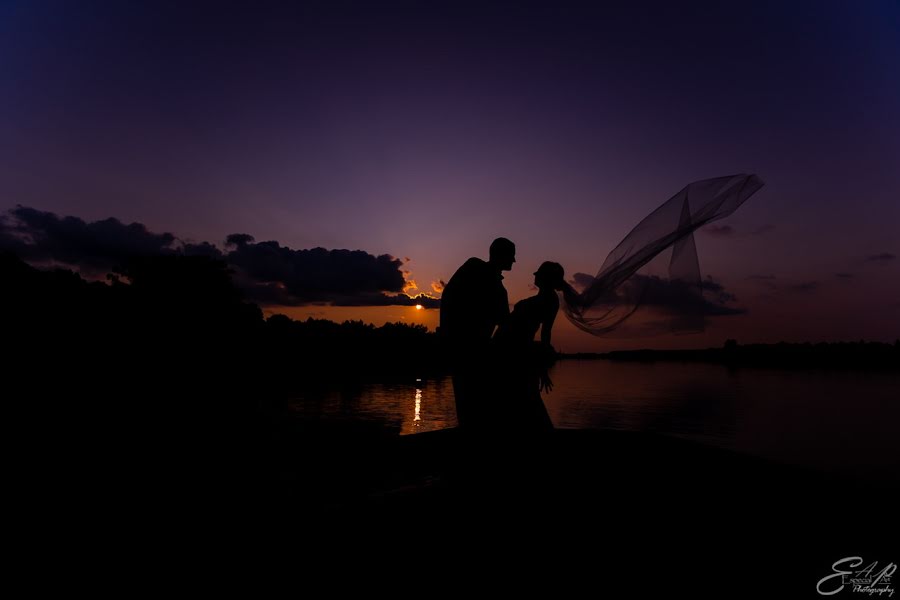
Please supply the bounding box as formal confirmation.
[415,304,424,310]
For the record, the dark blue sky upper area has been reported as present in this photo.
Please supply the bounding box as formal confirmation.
[1,1,898,349]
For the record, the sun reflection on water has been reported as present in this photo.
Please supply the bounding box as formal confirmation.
[414,386,422,425]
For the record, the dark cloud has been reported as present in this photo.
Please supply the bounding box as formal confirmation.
[636,275,745,316]
[182,241,224,259]
[787,281,819,293]
[747,274,778,291]
[0,220,29,258]
[702,225,735,237]
[1,206,425,308]
[404,293,441,309]
[331,292,440,309]
[225,233,255,248]
[570,272,744,317]
[865,253,896,264]
[568,272,597,292]
[225,241,406,303]
[748,276,824,294]
[232,280,297,306]
[700,277,738,305]
[701,224,773,237]
[251,287,439,308]
[0,205,181,272]
[835,272,854,279]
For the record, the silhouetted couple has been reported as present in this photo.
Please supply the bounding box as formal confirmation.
[440,237,568,435]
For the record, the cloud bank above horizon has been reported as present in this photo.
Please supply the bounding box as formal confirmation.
[0,205,440,308]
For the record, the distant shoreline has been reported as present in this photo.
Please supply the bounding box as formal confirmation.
[558,340,900,371]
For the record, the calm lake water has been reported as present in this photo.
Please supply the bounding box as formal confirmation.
[291,359,900,481]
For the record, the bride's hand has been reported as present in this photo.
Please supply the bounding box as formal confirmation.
[540,372,554,393]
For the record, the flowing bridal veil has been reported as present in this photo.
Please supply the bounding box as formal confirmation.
[561,174,765,337]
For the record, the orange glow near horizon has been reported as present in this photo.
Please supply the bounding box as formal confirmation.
[263,304,440,331]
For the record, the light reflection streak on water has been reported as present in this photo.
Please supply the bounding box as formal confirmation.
[414,387,422,425]
[413,378,423,426]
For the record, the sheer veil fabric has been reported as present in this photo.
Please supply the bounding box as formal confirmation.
[561,174,765,337]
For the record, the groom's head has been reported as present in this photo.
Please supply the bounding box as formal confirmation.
[489,237,516,272]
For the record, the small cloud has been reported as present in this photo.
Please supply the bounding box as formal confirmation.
[788,281,819,293]
[431,280,445,293]
[331,292,440,309]
[225,233,255,248]
[865,253,896,264]
[701,276,737,304]
[702,225,735,237]
[403,279,418,293]
[568,272,596,292]
[407,293,440,309]
[747,274,777,290]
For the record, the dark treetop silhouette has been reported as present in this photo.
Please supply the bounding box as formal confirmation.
[439,237,515,430]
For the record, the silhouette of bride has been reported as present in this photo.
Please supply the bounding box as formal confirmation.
[494,261,573,431]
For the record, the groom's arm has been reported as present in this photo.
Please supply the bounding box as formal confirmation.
[491,284,511,336]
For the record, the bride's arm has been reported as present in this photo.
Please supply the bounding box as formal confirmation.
[539,299,559,393]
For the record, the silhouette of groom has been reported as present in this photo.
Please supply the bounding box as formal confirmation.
[440,237,516,430]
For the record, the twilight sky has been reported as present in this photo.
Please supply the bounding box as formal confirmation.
[1,0,898,351]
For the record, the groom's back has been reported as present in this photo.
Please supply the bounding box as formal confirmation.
[440,257,508,346]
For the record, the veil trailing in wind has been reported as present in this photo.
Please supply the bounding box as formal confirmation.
[561,174,765,337]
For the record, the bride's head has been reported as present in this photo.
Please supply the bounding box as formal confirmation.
[534,261,565,291]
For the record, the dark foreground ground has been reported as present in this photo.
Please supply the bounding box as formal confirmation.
[8,415,885,600]
[201,425,895,596]
[25,416,896,595]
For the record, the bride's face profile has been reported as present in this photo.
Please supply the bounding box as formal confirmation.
[534,262,564,290]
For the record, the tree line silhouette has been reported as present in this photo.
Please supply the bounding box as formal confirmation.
[2,251,446,390]
[564,339,900,371]
[2,250,448,515]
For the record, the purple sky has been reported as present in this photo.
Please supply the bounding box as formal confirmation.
[1,1,898,351]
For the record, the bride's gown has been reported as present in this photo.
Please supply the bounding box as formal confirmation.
[493,291,557,431]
